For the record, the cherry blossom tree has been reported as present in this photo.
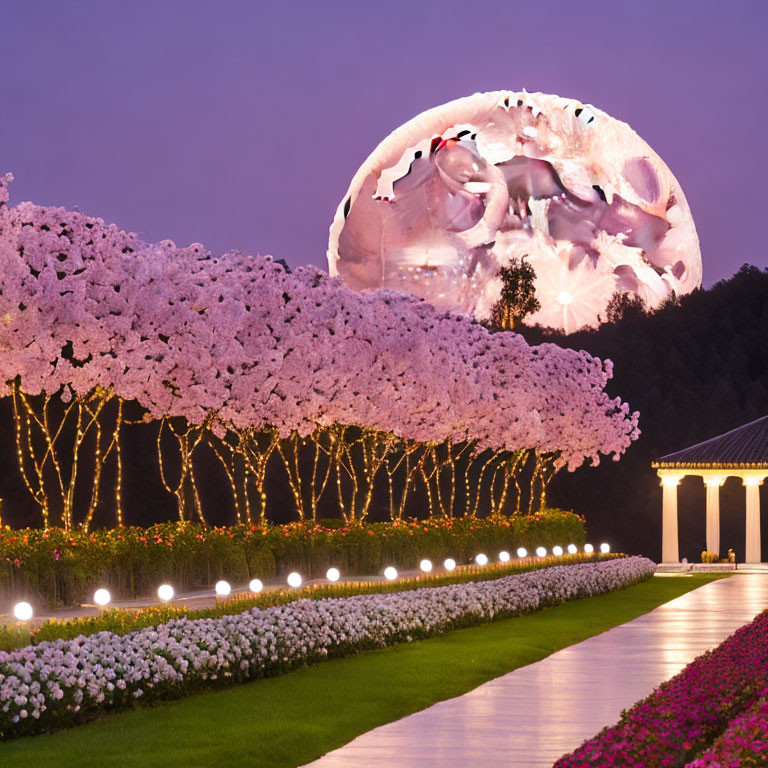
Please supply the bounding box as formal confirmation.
[0,174,639,528]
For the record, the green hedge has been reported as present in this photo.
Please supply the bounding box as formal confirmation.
[0,509,585,608]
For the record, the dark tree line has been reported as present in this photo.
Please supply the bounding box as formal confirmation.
[517,264,768,561]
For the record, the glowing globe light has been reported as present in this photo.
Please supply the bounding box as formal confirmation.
[444,558,456,571]
[499,551,510,562]
[287,572,302,588]
[215,580,231,597]
[584,543,595,554]
[516,547,528,558]
[475,553,488,566]
[600,543,611,554]
[13,601,33,621]
[419,559,433,573]
[157,584,174,602]
[330,90,702,333]
[326,567,341,582]
[552,545,564,556]
[249,578,263,593]
[384,566,398,581]
[93,588,111,607]
[567,544,578,554]
[536,547,547,558]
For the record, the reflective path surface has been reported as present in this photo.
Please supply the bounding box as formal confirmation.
[305,574,768,767]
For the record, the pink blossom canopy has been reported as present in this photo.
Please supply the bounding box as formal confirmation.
[0,173,639,468]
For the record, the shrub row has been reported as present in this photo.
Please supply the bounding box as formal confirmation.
[0,552,615,652]
[0,509,585,607]
[0,557,655,739]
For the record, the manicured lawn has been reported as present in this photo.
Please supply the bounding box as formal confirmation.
[3,574,725,768]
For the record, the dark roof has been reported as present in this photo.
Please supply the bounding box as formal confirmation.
[653,415,768,469]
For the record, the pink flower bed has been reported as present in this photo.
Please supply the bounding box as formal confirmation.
[687,692,768,767]
[554,610,768,767]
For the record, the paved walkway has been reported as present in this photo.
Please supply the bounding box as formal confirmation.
[306,574,768,768]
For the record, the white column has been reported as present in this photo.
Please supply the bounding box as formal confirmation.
[704,476,724,557]
[744,477,762,564]
[660,473,682,563]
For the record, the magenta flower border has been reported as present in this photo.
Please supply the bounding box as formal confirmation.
[555,608,768,767]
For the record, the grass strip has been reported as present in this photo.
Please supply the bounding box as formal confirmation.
[1,573,726,767]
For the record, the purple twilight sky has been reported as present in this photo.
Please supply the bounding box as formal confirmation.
[2,0,766,286]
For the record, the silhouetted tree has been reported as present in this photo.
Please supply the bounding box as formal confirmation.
[604,290,646,324]
[491,256,541,330]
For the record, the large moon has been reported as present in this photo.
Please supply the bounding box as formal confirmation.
[328,91,701,332]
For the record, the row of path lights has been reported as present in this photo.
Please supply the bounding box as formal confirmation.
[468,541,610,570]
[287,572,302,588]
[8,542,613,622]
[94,588,111,607]
[177,541,612,599]
[158,584,174,602]
[13,601,33,621]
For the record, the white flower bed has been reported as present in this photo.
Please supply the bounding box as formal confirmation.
[0,557,654,738]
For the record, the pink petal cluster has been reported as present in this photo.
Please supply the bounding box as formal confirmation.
[687,691,768,766]
[555,610,768,767]
[0,174,638,467]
